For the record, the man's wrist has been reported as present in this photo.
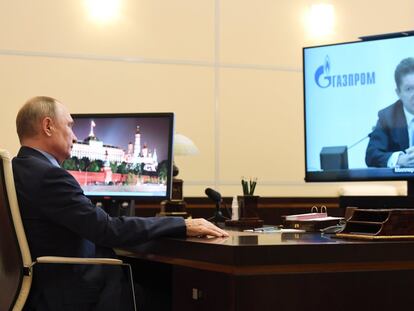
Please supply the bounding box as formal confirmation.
[387,151,404,168]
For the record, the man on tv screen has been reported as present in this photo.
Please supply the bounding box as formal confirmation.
[366,57,414,168]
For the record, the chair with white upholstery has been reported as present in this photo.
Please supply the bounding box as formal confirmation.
[0,149,137,311]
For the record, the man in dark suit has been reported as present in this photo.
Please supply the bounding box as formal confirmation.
[366,57,414,167]
[13,96,228,310]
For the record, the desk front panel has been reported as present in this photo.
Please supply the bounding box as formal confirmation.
[117,231,414,311]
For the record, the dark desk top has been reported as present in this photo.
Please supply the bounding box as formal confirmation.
[116,229,414,274]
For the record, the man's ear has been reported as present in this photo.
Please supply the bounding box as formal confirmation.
[396,87,401,99]
[42,117,54,137]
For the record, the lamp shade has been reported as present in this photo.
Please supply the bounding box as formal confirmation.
[173,134,199,156]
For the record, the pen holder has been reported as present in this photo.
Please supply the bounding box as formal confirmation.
[238,195,260,218]
[225,195,263,228]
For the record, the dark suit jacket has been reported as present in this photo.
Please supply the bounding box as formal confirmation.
[365,100,409,167]
[13,146,186,310]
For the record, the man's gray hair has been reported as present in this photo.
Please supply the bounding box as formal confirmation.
[16,96,59,142]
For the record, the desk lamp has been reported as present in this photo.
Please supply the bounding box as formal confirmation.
[172,133,199,199]
[158,133,199,217]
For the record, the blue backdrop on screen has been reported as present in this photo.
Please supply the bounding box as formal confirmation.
[304,36,414,172]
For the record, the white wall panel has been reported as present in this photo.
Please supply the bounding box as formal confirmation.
[0,0,412,197]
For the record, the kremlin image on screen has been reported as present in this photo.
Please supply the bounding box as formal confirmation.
[62,115,172,198]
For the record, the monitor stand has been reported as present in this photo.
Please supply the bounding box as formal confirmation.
[95,199,135,217]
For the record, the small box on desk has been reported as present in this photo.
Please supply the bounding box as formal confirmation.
[281,210,343,232]
[282,218,342,232]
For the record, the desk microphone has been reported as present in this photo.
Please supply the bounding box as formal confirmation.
[204,188,228,223]
[320,127,376,170]
[205,188,222,203]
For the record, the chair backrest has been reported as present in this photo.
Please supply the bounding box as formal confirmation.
[0,149,33,311]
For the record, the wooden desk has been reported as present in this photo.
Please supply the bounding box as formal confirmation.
[117,230,414,311]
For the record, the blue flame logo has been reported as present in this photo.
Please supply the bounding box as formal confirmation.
[314,56,331,88]
[312,56,376,89]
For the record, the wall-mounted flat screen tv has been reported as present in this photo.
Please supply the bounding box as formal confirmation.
[303,35,414,194]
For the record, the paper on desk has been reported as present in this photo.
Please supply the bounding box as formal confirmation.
[279,228,306,233]
[284,212,327,221]
[284,214,342,222]
[243,228,306,233]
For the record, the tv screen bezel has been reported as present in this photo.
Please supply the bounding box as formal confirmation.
[68,112,174,201]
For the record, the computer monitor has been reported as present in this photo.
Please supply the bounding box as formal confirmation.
[62,113,174,200]
[303,34,414,195]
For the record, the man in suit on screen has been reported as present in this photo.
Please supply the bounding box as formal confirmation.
[366,57,414,168]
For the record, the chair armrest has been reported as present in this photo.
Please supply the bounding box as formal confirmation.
[36,256,123,265]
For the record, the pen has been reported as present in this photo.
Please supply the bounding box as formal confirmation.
[250,178,257,195]
[241,177,249,195]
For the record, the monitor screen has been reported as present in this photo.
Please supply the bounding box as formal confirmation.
[303,35,414,184]
[62,113,174,199]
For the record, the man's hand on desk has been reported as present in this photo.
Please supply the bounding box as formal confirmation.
[185,218,229,237]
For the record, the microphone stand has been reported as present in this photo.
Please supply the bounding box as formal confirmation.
[208,201,228,224]
[348,127,375,150]
[348,134,370,150]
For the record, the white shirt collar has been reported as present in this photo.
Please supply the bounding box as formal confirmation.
[33,148,61,168]
[403,106,414,125]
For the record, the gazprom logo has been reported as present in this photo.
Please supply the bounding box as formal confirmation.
[314,56,376,88]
